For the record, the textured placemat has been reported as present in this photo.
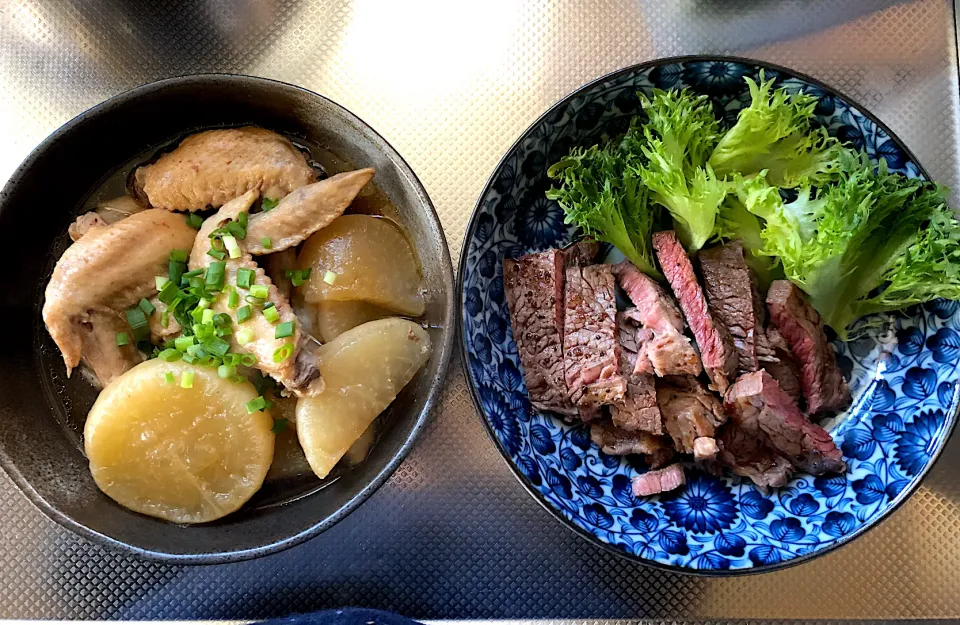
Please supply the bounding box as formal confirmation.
[0,0,958,619]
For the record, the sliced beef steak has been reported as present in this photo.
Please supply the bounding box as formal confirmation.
[611,310,663,434]
[564,264,625,418]
[632,464,686,497]
[766,280,851,414]
[698,241,759,375]
[653,231,737,392]
[503,250,577,415]
[757,327,803,403]
[561,238,600,266]
[590,420,673,463]
[724,370,846,475]
[612,260,701,377]
[656,375,726,455]
[717,424,794,490]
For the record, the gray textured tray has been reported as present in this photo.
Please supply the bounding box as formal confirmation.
[1,0,959,620]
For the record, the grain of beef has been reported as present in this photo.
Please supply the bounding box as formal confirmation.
[698,241,759,375]
[766,280,851,414]
[611,310,663,434]
[564,264,625,418]
[590,421,674,468]
[632,464,686,497]
[503,250,577,415]
[724,370,846,475]
[656,375,726,455]
[653,231,737,392]
[561,239,600,266]
[612,260,701,377]
[717,424,794,490]
[757,327,803,403]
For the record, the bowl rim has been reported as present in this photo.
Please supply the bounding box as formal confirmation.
[457,53,960,576]
[0,72,457,565]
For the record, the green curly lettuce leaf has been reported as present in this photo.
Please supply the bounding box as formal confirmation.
[708,73,844,187]
[634,89,728,251]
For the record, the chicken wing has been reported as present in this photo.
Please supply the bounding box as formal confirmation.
[133,127,317,211]
[43,209,197,378]
[189,190,323,397]
[245,168,375,254]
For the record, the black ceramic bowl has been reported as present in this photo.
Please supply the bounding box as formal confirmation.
[0,74,455,563]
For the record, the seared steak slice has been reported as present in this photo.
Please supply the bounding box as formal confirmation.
[564,264,625,417]
[561,238,600,266]
[693,436,720,462]
[611,310,663,434]
[503,250,577,415]
[724,370,846,475]
[757,327,803,403]
[632,464,686,497]
[717,424,794,490]
[590,420,670,456]
[698,241,759,375]
[766,280,851,414]
[612,260,701,377]
[653,231,737,392]
[656,375,726,454]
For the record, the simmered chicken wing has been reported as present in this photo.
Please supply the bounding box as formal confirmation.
[189,190,323,396]
[43,209,196,380]
[245,168,375,254]
[69,196,148,241]
[133,127,317,211]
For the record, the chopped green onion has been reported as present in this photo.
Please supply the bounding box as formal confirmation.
[236,268,255,289]
[261,237,273,249]
[160,311,169,327]
[213,312,232,327]
[115,332,129,346]
[186,344,207,359]
[218,364,237,379]
[223,353,242,366]
[182,268,204,279]
[124,307,150,341]
[223,235,241,259]
[168,260,185,287]
[246,396,267,413]
[205,261,226,290]
[323,270,337,285]
[185,213,204,229]
[226,221,246,240]
[271,418,289,434]
[229,375,245,384]
[203,336,231,357]
[216,326,233,338]
[261,196,279,212]
[164,372,176,385]
[240,353,257,367]
[190,307,204,324]
[236,328,255,345]
[237,305,252,323]
[175,335,195,352]
[169,249,189,263]
[201,309,215,325]
[206,247,226,261]
[155,276,170,290]
[274,321,295,339]
[245,295,265,306]
[181,354,197,364]
[197,297,211,310]
[250,284,269,299]
[138,298,156,316]
[158,348,181,362]
[157,279,179,305]
[263,306,280,323]
[180,370,195,388]
[238,211,248,227]
[227,287,240,309]
[286,267,312,287]
[272,343,295,363]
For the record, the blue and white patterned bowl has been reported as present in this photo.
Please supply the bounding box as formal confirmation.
[458,56,960,573]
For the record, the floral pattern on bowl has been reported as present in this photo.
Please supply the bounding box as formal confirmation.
[459,56,960,573]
